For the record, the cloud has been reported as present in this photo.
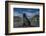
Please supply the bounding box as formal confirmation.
[14,11,39,18]
[14,12,23,17]
[25,11,39,18]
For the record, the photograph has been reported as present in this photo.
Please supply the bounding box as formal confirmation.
[5,1,45,35]
[13,8,40,28]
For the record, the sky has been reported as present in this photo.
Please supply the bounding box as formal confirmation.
[13,8,39,18]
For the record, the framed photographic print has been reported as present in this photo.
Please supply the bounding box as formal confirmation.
[5,1,45,35]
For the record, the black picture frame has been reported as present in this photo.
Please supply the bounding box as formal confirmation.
[5,1,45,35]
